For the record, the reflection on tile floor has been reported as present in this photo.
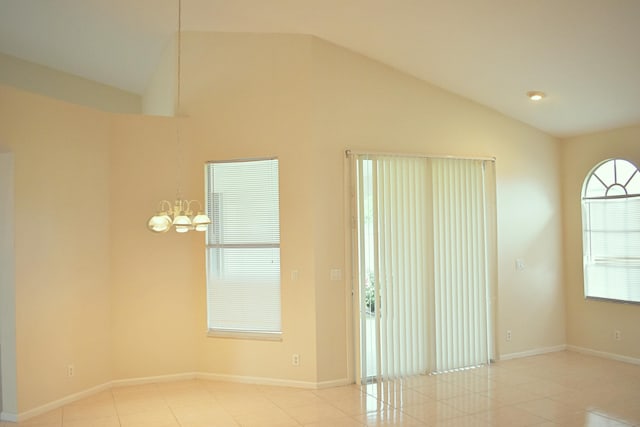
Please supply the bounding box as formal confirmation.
[2,351,639,426]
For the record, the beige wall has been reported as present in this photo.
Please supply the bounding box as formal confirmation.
[109,115,201,380]
[1,30,569,415]
[0,86,113,412]
[307,37,565,366]
[178,33,320,383]
[561,126,640,359]
[0,53,141,115]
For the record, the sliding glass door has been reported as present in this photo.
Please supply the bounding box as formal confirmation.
[351,153,496,382]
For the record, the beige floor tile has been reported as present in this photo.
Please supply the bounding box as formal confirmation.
[474,405,547,426]
[515,380,574,397]
[400,401,465,423]
[427,415,491,426]
[328,393,389,416]
[514,397,583,420]
[114,397,170,416]
[302,416,366,427]
[313,385,367,402]
[479,385,540,405]
[62,415,120,427]
[412,382,471,401]
[15,409,62,426]
[216,394,281,416]
[6,351,640,427]
[171,404,236,425]
[353,410,427,426]
[552,411,635,426]
[284,401,348,425]
[63,401,118,421]
[592,402,640,426]
[118,408,179,427]
[232,407,299,427]
[265,389,326,409]
[379,388,434,409]
[440,394,502,415]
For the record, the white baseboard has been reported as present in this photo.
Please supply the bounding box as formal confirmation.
[14,371,353,421]
[17,381,111,422]
[566,345,640,366]
[0,411,18,422]
[111,372,199,389]
[316,377,352,389]
[196,373,352,390]
[499,344,567,361]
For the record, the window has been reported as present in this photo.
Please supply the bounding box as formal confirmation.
[205,158,281,338]
[582,158,640,303]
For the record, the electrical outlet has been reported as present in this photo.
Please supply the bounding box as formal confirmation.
[506,330,512,342]
[614,330,622,341]
[67,364,75,377]
[292,353,300,367]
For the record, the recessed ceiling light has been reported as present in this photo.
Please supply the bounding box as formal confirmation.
[526,91,546,101]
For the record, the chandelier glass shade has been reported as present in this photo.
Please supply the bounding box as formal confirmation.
[147,199,211,233]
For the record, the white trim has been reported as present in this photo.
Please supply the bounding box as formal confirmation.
[316,378,352,389]
[499,345,567,361]
[111,372,198,388]
[196,372,319,389]
[0,153,17,418]
[345,149,495,162]
[17,382,111,422]
[0,411,17,422]
[567,345,640,366]
[206,330,283,341]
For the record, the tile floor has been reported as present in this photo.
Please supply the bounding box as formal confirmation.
[2,351,639,426]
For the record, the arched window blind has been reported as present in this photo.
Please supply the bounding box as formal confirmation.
[582,158,640,303]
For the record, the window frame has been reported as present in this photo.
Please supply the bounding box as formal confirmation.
[581,158,640,305]
[205,157,282,340]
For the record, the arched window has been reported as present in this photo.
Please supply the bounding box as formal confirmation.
[582,158,640,303]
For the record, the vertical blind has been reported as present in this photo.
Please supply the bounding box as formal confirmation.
[431,158,492,372]
[353,153,496,380]
[206,158,281,334]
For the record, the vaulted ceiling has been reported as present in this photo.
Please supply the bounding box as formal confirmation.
[1,0,639,137]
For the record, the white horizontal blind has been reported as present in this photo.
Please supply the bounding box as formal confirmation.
[582,158,640,303]
[206,158,281,333]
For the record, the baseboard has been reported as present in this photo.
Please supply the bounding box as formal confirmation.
[197,372,320,389]
[316,377,352,389]
[15,371,352,421]
[0,411,18,422]
[566,345,640,366]
[111,372,199,388]
[17,381,111,422]
[499,344,567,361]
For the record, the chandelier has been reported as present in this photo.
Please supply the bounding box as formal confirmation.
[148,199,210,233]
[147,0,211,234]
